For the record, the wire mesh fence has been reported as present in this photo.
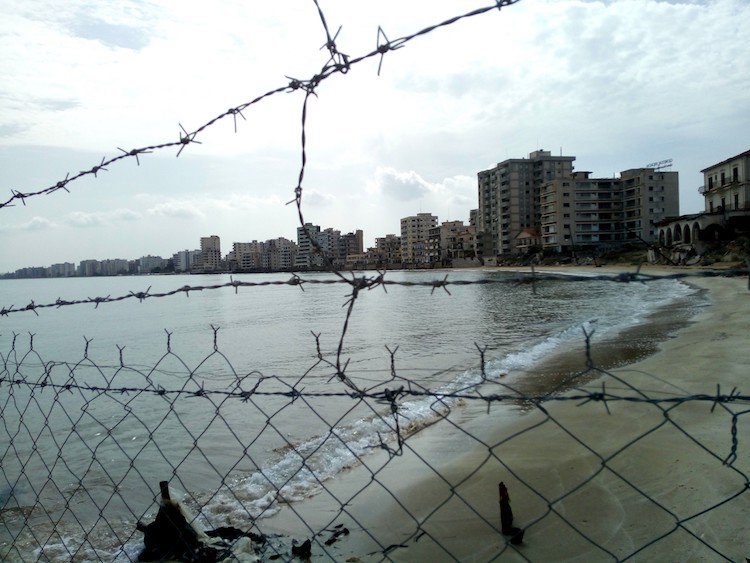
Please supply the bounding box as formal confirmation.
[2,268,750,562]
[3,0,750,561]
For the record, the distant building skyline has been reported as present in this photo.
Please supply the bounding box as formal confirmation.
[5,147,750,279]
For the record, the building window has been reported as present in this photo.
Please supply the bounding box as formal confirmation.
[563,203,570,207]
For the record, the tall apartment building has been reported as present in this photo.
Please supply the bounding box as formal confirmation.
[231,239,297,271]
[700,149,750,213]
[200,236,222,272]
[173,249,200,273]
[540,168,679,252]
[138,255,166,274]
[78,259,101,277]
[266,237,297,270]
[340,230,364,262]
[232,241,265,271]
[400,213,438,264]
[477,150,576,255]
[48,262,76,277]
[295,223,322,269]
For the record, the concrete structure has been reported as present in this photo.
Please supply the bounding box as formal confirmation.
[441,220,474,261]
[700,149,750,214]
[656,149,750,249]
[295,223,322,269]
[266,237,297,270]
[48,262,77,277]
[339,230,364,264]
[232,241,265,271]
[375,234,402,266]
[200,236,222,272]
[230,238,297,271]
[478,150,576,255]
[78,259,101,277]
[400,213,438,264]
[173,249,200,273]
[541,168,679,252]
[138,255,166,274]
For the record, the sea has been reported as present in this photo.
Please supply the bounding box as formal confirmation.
[0,269,703,561]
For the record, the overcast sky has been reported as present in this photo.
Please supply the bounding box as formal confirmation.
[1,0,748,273]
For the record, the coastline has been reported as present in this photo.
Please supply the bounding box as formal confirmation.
[264,265,750,562]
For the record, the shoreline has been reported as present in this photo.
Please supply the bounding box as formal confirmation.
[263,265,750,561]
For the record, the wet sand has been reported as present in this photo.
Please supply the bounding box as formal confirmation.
[261,266,750,562]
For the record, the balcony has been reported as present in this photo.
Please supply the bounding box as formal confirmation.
[698,185,707,195]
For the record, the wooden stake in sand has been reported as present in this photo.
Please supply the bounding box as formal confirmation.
[498,481,525,546]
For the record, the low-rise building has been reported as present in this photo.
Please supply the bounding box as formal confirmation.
[656,149,750,250]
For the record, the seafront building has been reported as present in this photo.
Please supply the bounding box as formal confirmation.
[656,148,750,250]
[700,149,750,214]
[200,236,222,272]
[294,223,322,269]
[540,168,679,253]
[478,150,680,255]
[477,150,576,255]
[400,213,438,264]
[290,224,366,270]
[375,234,402,265]
[229,238,298,271]
[172,249,201,273]
[10,148,749,278]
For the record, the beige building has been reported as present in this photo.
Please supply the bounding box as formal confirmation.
[540,168,679,252]
[478,150,576,255]
[232,241,265,271]
[200,236,221,271]
[400,213,437,264]
[295,222,322,269]
[655,148,750,250]
[375,234,402,265]
[700,149,750,214]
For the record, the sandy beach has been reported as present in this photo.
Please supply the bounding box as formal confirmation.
[263,265,750,562]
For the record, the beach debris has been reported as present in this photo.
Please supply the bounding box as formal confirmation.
[322,523,350,546]
[498,481,525,545]
[136,480,264,562]
[291,538,312,558]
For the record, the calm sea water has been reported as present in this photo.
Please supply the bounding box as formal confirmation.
[0,269,699,560]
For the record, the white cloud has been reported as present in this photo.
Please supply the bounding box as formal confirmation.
[67,208,141,227]
[0,216,58,232]
[147,201,205,219]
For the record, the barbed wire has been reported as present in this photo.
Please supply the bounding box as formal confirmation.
[1,267,748,317]
[0,0,520,212]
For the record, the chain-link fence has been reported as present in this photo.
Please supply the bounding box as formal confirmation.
[2,269,750,562]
